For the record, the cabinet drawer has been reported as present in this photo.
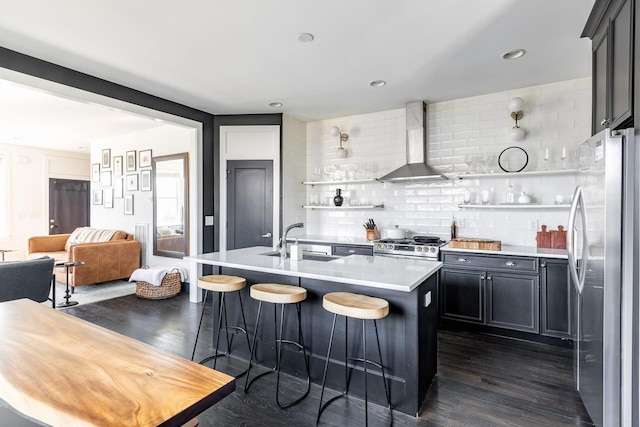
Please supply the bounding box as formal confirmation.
[442,253,538,273]
[332,245,373,256]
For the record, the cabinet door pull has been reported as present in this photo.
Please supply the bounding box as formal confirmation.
[600,118,610,127]
[486,276,492,281]
[540,262,547,268]
[480,275,485,281]
[505,261,516,267]
[348,249,356,253]
[457,257,468,263]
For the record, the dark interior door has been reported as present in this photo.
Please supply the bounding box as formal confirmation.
[49,178,90,234]
[227,160,273,249]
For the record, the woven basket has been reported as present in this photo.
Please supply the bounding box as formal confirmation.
[136,268,181,300]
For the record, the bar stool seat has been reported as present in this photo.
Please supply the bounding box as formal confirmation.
[317,292,392,426]
[191,275,251,378]
[322,292,389,319]
[250,283,307,304]
[199,274,246,292]
[245,283,310,409]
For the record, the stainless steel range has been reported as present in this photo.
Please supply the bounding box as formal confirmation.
[373,236,446,260]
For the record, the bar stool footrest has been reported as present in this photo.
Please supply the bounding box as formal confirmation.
[346,356,384,370]
[278,339,305,351]
[199,352,250,378]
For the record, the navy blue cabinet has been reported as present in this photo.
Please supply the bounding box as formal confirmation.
[440,252,571,340]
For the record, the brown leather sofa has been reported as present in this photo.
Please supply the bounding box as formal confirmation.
[27,230,140,287]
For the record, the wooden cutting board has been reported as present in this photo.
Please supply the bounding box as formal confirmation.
[536,225,551,248]
[550,225,567,249]
[449,238,501,251]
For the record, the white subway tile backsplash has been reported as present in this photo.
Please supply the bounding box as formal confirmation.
[297,78,591,245]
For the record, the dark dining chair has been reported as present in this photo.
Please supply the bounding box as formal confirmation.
[0,257,55,308]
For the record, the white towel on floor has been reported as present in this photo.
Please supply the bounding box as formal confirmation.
[129,267,189,286]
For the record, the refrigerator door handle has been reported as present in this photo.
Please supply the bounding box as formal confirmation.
[567,186,587,294]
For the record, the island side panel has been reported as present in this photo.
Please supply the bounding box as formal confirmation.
[214,266,436,416]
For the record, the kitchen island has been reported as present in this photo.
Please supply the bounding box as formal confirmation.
[185,246,442,416]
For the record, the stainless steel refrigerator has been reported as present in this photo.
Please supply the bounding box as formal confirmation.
[567,128,636,427]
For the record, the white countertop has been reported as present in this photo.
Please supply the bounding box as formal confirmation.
[442,244,568,259]
[185,246,441,292]
[286,234,374,246]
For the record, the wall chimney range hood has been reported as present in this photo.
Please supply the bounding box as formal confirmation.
[380,101,447,182]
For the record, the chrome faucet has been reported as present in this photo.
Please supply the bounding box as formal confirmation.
[278,222,304,258]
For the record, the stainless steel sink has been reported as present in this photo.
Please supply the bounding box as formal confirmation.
[260,251,341,262]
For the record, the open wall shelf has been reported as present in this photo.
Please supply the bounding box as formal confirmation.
[302,204,384,210]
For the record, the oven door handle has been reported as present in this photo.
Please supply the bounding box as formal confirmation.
[373,252,437,261]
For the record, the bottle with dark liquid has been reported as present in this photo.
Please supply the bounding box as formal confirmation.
[451,218,458,239]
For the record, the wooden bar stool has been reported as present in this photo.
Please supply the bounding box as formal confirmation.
[191,275,252,377]
[244,283,310,408]
[317,292,392,426]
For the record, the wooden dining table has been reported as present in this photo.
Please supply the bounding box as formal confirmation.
[0,299,235,426]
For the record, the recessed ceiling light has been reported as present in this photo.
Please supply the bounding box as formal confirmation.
[297,33,314,43]
[369,80,386,87]
[269,102,283,108]
[501,49,526,60]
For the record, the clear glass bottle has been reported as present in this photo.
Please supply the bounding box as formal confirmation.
[506,183,516,204]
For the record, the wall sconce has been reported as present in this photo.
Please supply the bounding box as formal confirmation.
[329,126,349,158]
[508,97,525,141]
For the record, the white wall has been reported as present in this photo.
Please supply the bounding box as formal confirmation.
[282,115,306,228]
[0,143,89,260]
[303,78,591,246]
[90,124,197,268]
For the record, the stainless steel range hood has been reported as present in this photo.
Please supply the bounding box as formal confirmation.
[379,101,447,182]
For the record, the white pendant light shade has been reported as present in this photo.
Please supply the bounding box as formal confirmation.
[509,97,524,113]
[336,147,347,158]
[510,126,525,141]
[329,126,341,137]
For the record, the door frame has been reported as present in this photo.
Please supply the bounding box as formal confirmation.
[218,125,280,252]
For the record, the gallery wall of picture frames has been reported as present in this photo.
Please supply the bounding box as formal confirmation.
[92,148,152,214]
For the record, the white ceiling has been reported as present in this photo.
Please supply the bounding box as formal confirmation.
[0,79,167,153]
[0,0,595,151]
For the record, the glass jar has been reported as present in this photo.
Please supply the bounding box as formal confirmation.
[506,183,516,204]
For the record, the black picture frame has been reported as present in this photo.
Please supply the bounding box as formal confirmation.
[91,163,100,182]
[126,174,139,191]
[113,155,123,177]
[124,194,134,215]
[100,171,112,187]
[102,149,111,169]
[104,188,114,208]
[139,149,152,168]
[92,190,103,205]
[141,170,152,191]
[126,150,137,172]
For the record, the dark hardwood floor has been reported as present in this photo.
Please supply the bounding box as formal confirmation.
[3,292,593,426]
